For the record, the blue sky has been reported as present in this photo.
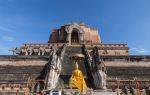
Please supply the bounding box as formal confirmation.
[0,0,150,55]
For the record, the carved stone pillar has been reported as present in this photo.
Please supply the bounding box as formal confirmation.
[80,33,84,44]
[68,32,71,45]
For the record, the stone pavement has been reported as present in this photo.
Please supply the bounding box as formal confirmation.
[93,90,116,95]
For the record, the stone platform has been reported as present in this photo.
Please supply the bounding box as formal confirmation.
[0,54,150,89]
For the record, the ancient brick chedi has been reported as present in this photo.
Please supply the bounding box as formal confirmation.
[0,22,150,95]
[49,22,101,44]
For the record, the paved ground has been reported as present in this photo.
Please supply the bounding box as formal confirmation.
[94,92,116,95]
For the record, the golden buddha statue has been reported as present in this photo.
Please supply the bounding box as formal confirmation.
[69,62,87,92]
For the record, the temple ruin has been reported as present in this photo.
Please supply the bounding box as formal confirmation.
[0,22,150,95]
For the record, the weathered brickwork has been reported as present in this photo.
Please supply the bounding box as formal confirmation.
[49,23,101,44]
[0,22,150,94]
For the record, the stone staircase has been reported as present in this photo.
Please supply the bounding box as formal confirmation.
[57,45,89,88]
[0,66,44,83]
[0,92,24,95]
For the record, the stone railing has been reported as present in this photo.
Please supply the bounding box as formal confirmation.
[0,83,27,91]
[10,43,66,56]
[86,44,128,48]
[21,43,67,47]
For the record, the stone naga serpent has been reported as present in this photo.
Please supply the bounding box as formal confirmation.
[46,45,66,90]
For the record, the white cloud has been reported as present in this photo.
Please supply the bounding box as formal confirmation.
[0,26,13,33]
[138,49,147,53]
[130,47,148,54]
[2,36,14,42]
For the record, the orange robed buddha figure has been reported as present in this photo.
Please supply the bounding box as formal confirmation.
[69,62,87,92]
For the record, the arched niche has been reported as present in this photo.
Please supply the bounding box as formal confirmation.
[67,24,84,45]
[71,29,79,45]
